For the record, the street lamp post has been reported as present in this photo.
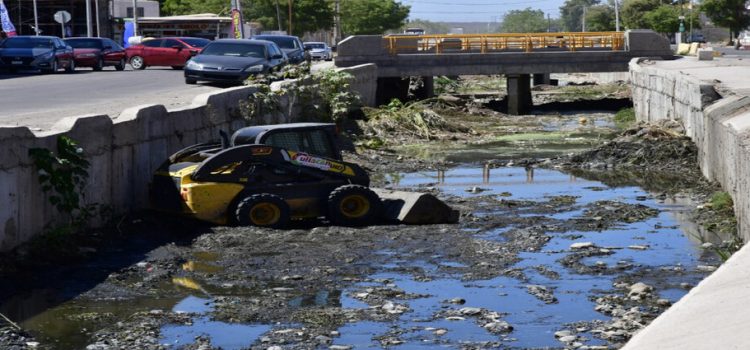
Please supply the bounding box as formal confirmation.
[32,0,39,35]
[614,0,620,31]
[132,0,138,36]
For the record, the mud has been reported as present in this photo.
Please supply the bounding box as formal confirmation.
[0,81,735,350]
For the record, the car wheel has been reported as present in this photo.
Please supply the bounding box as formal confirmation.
[185,77,197,85]
[44,59,58,74]
[130,55,146,70]
[65,58,76,73]
[93,57,103,71]
[171,65,184,70]
[326,185,382,227]
[115,58,126,71]
[234,194,289,228]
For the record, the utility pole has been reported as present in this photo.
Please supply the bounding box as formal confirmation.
[32,0,39,35]
[132,0,138,36]
[275,0,282,31]
[85,0,92,36]
[614,0,620,32]
[547,13,551,32]
[333,0,340,44]
[581,6,586,32]
[94,0,100,36]
[288,0,292,35]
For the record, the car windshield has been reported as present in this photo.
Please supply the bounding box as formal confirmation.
[257,36,297,49]
[65,39,102,49]
[181,38,211,48]
[1,37,54,49]
[306,43,325,49]
[200,42,265,58]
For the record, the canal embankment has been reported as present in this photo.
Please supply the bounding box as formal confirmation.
[624,57,750,349]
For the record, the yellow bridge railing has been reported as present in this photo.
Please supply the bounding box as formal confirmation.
[384,32,626,55]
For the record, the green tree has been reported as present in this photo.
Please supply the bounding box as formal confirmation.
[500,8,548,33]
[643,5,680,34]
[340,0,410,35]
[560,0,600,32]
[702,0,750,43]
[584,4,615,31]
[620,0,660,29]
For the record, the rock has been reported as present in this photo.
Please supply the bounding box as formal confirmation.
[696,265,717,272]
[445,316,465,321]
[701,242,714,249]
[434,329,448,336]
[570,242,595,250]
[447,298,466,304]
[656,298,672,306]
[559,335,578,342]
[484,321,513,333]
[628,245,649,250]
[459,307,482,316]
[330,346,353,350]
[554,330,572,338]
[315,335,332,344]
[628,282,653,297]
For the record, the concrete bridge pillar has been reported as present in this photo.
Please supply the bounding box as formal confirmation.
[533,73,551,86]
[507,74,532,115]
[376,77,411,105]
[413,76,434,100]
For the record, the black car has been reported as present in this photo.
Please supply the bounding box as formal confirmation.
[184,39,287,85]
[251,35,308,64]
[0,36,75,73]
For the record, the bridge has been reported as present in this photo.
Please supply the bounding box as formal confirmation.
[334,30,673,114]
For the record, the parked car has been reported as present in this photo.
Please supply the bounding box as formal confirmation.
[251,35,307,64]
[0,35,75,73]
[126,37,210,70]
[184,39,287,85]
[688,33,706,43]
[303,42,332,61]
[64,37,127,71]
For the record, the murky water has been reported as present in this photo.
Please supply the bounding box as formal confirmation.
[1,167,718,349]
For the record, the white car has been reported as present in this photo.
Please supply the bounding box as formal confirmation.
[740,32,750,47]
[303,42,333,61]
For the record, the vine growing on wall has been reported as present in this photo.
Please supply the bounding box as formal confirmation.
[29,136,94,228]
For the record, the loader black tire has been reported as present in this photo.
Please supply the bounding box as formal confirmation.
[235,194,289,228]
[327,185,382,227]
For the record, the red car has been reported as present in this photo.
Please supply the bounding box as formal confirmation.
[64,37,127,71]
[126,37,210,70]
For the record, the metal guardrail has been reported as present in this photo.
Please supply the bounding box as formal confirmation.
[384,32,626,55]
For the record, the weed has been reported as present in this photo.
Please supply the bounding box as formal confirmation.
[614,108,636,128]
[710,191,733,212]
[242,68,360,123]
[363,99,448,140]
[435,76,460,94]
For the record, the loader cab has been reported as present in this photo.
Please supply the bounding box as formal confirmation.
[231,123,341,160]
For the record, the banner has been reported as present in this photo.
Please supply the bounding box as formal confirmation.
[0,1,17,36]
[231,8,242,39]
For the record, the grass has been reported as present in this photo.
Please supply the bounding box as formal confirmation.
[614,107,636,128]
[710,191,734,212]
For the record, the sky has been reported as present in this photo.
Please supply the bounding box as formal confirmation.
[401,0,567,23]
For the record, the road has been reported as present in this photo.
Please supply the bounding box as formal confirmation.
[0,61,336,131]
[0,67,221,130]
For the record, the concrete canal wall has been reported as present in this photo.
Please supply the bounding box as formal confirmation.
[625,57,750,349]
[0,64,377,252]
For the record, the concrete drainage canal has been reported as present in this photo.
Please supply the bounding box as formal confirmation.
[0,87,734,350]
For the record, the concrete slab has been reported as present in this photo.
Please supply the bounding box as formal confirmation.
[373,189,460,225]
